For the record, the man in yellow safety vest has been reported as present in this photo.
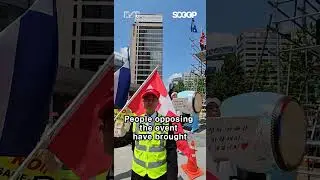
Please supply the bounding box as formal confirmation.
[115,89,178,180]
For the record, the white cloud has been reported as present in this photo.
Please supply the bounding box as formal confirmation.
[168,73,182,83]
[120,47,129,58]
[165,73,182,90]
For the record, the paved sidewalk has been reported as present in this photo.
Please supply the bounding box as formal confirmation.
[114,146,206,180]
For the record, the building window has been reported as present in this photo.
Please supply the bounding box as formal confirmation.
[73,5,77,18]
[80,40,113,55]
[71,58,75,68]
[79,58,106,71]
[245,53,256,56]
[82,5,113,19]
[72,40,76,54]
[139,26,163,29]
[72,22,77,36]
[81,22,113,36]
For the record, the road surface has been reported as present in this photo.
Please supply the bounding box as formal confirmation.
[114,125,206,180]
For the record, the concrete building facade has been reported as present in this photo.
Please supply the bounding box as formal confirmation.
[236,28,287,80]
[130,14,163,85]
[70,0,113,71]
[182,72,198,91]
[0,0,114,113]
[206,45,236,74]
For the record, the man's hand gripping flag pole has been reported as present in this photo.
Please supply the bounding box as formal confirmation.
[114,66,159,121]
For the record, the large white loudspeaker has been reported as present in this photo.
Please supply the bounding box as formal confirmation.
[173,91,202,132]
[175,91,202,114]
[207,92,307,177]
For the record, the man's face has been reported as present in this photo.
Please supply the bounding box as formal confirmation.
[206,102,221,118]
[143,94,159,112]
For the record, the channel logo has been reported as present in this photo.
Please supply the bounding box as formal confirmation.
[172,11,197,19]
[123,11,140,19]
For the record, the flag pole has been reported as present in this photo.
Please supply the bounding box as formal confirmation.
[114,65,159,121]
[10,54,114,180]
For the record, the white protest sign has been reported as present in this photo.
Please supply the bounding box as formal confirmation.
[207,116,276,173]
[207,116,259,158]
[172,98,191,114]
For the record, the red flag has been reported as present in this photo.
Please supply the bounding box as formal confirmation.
[128,70,191,157]
[200,32,206,51]
[207,171,219,180]
[48,64,113,179]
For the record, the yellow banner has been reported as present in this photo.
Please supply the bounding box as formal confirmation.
[0,157,108,179]
[0,156,60,179]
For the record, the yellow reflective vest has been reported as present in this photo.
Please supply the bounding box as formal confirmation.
[132,113,169,179]
[59,169,106,179]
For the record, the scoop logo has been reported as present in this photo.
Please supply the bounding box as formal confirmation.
[172,11,197,19]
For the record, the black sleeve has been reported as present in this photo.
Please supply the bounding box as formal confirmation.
[166,123,178,180]
[114,124,133,148]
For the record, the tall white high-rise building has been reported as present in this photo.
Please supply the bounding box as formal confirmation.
[236,28,287,84]
[182,72,198,91]
[130,14,163,85]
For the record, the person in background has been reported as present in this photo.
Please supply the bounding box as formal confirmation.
[206,98,221,118]
[170,92,177,99]
[206,97,238,179]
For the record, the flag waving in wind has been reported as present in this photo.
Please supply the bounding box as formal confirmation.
[0,0,58,156]
[49,56,114,179]
[114,49,131,108]
[191,18,198,33]
[127,69,192,157]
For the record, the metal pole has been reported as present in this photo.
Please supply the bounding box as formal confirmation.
[274,11,320,23]
[280,44,320,52]
[114,65,159,121]
[305,50,309,103]
[251,15,272,91]
[276,23,281,93]
[286,42,292,95]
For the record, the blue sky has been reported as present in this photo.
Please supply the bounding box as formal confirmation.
[115,0,206,87]
[207,0,271,34]
[115,1,276,87]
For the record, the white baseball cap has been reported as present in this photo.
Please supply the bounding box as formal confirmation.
[206,98,221,107]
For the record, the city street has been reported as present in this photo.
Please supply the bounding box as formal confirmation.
[114,122,206,180]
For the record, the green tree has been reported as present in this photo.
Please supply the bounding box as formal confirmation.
[279,25,320,104]
[206,54,249,101]
[248,61,277,92]
[196,77,206,95]
[173,80,185,92]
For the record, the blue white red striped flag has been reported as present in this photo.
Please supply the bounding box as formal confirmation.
[191,18,198,33]
[0,0,58,156]
[114,60,131,108]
